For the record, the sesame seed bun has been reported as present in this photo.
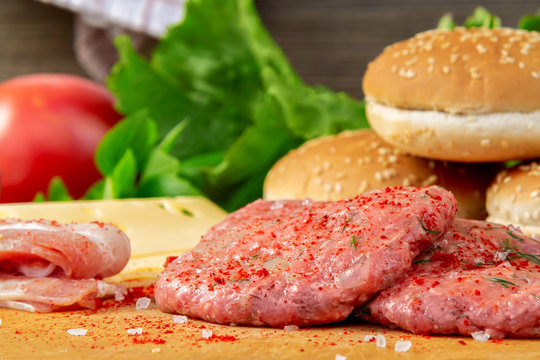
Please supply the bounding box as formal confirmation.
[363,27,540,162]
[263,129,499,219]
[486,161,540,236]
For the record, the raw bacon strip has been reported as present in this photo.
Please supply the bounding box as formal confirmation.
[364,219,540,338]
[0,276,126,313]
[156,186,458,327]
[0,218,130,279]
[0,218,130,312]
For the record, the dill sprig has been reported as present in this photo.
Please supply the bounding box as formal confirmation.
[489,277,518,288]
[350,235,358,250]
[417,214,441,234]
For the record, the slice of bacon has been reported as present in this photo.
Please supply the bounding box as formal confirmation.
[0,218,130,312]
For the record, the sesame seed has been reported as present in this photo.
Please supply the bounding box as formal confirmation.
[532,71,540,79]
[476,44,488,54]
[516,185,523,193]
[391,65,397,72]
[531,190,539,199]
[462,54,470,61]
[480,139,490,147]
[427,57,435,64]
[405,56,419,66]
[519,62,526,69]
[323,183,332,192]
[398,68,416,79]
[442,66,451,74]
[450,53,459,63]
[329,146,336,153]
[334,183,343,193]
[427,65,434,73]
[422,174,438,186]
[503,176,512,183]
[344,157,352,164]
[441,42,450,49]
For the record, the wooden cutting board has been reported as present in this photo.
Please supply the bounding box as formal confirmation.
[0,198,538,359]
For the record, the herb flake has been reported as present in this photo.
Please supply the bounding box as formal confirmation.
[417,214,441,234]
[489,277,518,288]
[350,235,358,250]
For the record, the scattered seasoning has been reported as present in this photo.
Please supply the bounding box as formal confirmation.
[127,328,143,335]
[375,334,387,347]
[296,251,304,260]
[531,293,540,302]
[350,235,358,250]
[201,330,213,339]
[364,335,376,342]
[458,340,467,345]
[135,297,152,310]
[471,331,490,342]
[489,277,518,288]
[417,214,440,234]
[173,315,188,324]
[394,340,412,352]
[341,215,354,233]
[284,325,299,332]
[67,329,88,336]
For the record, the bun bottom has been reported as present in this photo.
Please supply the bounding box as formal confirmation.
[366,100,540,162]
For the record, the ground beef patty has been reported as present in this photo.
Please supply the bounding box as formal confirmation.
[364,219,540,338]
[155,186,457,327]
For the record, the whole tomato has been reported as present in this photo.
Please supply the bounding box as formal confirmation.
[0,74,122,202]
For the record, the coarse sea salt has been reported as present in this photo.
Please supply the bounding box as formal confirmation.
[376,334,386,347]
[284,325,299,332]
[394,340,412,352]
[67,329,87,336]
[363,335,376,342]
[126,328,143,335]
[202,329,213,339]
[135,297,151,310]
[335,354,347,360]
[173,315,188,324]
[471,331,490,342]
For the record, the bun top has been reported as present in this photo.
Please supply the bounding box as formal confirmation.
[363,27,540,114]
[263,129,499,219]
[486,161,540,235]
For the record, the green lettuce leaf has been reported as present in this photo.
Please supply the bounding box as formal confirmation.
[519,9,540,31]
[104,0,368,210]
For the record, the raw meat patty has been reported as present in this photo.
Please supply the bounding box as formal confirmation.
[364,219,540,338]
[155,186,458,327]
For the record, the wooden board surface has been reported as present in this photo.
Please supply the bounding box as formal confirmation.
[0,198,538,359]
[1,300,539,360]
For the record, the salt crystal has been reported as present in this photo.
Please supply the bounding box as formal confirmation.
[284,325,299,332]
[202,329,213,339]
[67,329,87,336]
[363,335,376,342]
[395,340,412,352]
[173,315,188,324]
[471,331,490,342]
[135,297,151,310]
[335,355,347,360]
[376,334,387,347]
[126,328,143,335]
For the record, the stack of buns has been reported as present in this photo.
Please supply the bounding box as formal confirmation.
[264,27,540,235]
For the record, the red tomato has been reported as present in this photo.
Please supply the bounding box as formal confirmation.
[0,74,122,202]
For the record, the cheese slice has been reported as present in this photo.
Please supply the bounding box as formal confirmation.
[0,197,227,282]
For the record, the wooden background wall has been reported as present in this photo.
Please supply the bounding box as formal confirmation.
[1,0,539,100]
